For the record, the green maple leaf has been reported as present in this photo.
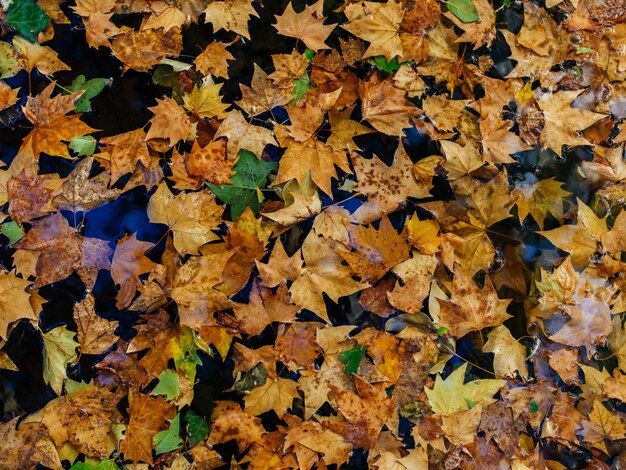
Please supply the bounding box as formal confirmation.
[0,221,24,244]
[184,410,210,448]
[69,460,119,470]
[151,369,180,401]
[6,0,50,42]
[339,345,367,374]
[66,75,112,113]
[209,150,277,220]
[446,0,479,23]
[154,413,183,455]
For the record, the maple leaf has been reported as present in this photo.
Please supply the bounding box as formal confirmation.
[215,110,276,158]
[440,140,484,181]
[327,107,375,151]
[110,27,183,72]
[141,5,186,32]
[111,233,156,287]
[244,377,300,418]
[74,293,118,355]
[185,138,235,185]
[237,64,291,116]
[36,383,122,458]
[209,150,277,219]
[255,239,304,287]
[71,0,120,49]
[100,128,151,184]
[203,0,259,40]
[7,171,57,223]
[147,182,222,255]
[182,82,229,120]
[328,376,396,449]
[284,421,353,468]
[121,393,176,463]
[386,252,438,313]
[14,213,112,289]
[208,400,265,452]
[195,41,234,78]
[289,233,367,322]
[42,325,78,395]
[608,314,626,372]
[342,1,404,61]
[444,0,496,50]
[352,143,433,223]
[0,418,62,469]
[425,363,505,416]
[582,400,626,453]
[171,249,233,329]
[482,325,529,380]
[273,134,350,197]
[538,198,608,268]
[513,177,571,230]
[0,270,37,340]
[274,0,335,51]
[20,82,96,161]
[232,281,298,336]
[262,183,322,227]
[440,406,482,446]
[536,90,605,156]
[340,216,410,282]
[52,158,120,213]
[12,36,69,75]
[0,81,19,111]
[146,97,192,147]
[437,268,512,338]
[359,73,419,136]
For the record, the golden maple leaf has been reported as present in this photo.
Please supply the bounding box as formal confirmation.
[273,0,335,51]
[425,363,505,416]
[437,268,512,338]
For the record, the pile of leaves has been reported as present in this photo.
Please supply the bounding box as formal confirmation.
[2,0,626,467]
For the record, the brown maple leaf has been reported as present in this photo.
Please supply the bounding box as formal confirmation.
[14,213,112,289]
[121,393,176,463]
[437,268,512,338]
[20,83,96,161]
[359,74,419,136]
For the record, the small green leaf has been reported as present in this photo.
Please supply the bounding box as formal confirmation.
[291,71,311,103]
[6,0,50,42]
[69,135,97,157]
[436,326,449,337]
[151,369,180,401]
[464,398,477,409]
[576,47,596,55]
[154,413,183,455]
[304,48,315,62]
[209,150,278,220]
[339,345,367,374]
[368,56,401,73]
[529,400,539,413]
[447,0,479,23]
[184,410,210,448]
[66,75,111,113]
[0,221,24,244]
[69,460,119,470]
